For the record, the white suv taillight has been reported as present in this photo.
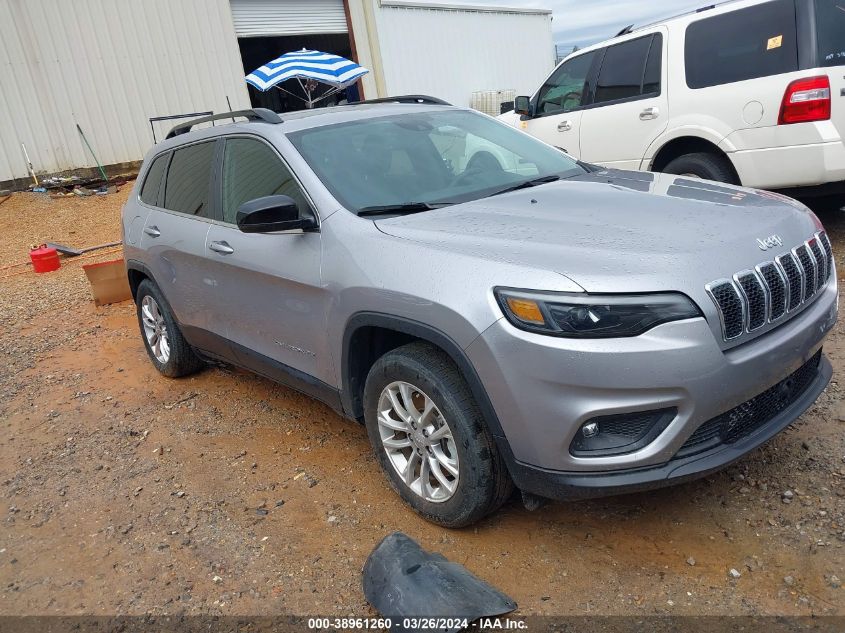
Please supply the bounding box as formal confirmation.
[778,76,832,125]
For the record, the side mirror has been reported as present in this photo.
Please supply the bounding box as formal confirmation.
[514,95,532,117]
[235,195,317,233]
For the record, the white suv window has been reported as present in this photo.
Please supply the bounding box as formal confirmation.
[684,0,799,89]
[593,34,662,105]
[815,0,845,66]
[535,50,599,115]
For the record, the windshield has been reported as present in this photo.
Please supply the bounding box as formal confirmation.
[287,109,586,213]
[816,0,845,67]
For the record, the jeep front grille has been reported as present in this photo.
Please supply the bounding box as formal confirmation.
[706,232,833,342]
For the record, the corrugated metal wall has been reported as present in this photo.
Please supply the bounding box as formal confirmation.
[0,0,251,185]
[230,0,348,37]
[374,2,555,108]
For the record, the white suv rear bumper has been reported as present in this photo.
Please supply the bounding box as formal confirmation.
[721,122,845,190]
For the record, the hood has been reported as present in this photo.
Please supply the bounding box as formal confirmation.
[374,170,820,293]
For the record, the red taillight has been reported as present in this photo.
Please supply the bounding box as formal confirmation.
[778,76,831,125]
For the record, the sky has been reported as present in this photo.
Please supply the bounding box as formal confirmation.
[438,0,708,50]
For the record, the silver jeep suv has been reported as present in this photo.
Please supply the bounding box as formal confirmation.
[122,98,837,527]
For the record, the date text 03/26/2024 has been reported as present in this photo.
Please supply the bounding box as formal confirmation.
[307,618,528,630]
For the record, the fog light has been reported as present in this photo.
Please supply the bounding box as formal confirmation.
[581,422,600,438]
[570,408,677,457]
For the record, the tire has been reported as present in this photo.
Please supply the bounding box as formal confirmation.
[662,152,738,184]
[363,342,513,528]
[135,279,204,378]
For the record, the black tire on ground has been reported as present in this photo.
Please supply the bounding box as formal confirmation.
[363,341,513,528]
[135,279,204,378]
[662,152,739,184]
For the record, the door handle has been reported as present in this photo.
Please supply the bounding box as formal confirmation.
[557,120,573,132]
[208,241,234,255]
[640,107,660,121]
[143,225,161,238]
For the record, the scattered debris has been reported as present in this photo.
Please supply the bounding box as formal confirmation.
[46,241,122,257]
[164,392,198,410]
[363,533,517,626]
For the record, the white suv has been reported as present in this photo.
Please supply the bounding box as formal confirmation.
[501,0,844,202]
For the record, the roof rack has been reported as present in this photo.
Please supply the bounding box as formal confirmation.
[348,95,452,106]
[166,108,283,140]
[615,0,729,37]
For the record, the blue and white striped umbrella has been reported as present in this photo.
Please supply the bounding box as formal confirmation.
[245,49,369,92]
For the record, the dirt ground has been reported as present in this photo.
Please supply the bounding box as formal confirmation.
[0,186,843,619]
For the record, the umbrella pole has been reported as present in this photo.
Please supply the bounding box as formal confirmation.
[296,77,314,108]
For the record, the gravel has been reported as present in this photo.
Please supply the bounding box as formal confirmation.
[1,191,843,617]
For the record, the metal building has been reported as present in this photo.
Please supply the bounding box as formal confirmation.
[351,1,554,108]
[0,0,554,188]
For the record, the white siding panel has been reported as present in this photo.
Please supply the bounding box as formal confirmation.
[374,4,554,108]
[230,0,348,37]
[0,0,251,184]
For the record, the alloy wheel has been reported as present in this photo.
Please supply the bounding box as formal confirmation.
[376,381,459,503]
[140,295,170,364]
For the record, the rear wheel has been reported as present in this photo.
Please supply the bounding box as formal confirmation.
[663,152,738,184]
[135,279,204,378]
[363,342,513,528]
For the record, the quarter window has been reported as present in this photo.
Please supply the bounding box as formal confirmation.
[593,34,661,105]
[685,0,798,89]
[815,0,845,67]
[536,50,598,115]
[642,36,662,95]
[163,141,216,218]
[139,153,168,206]
[221,138,309,224]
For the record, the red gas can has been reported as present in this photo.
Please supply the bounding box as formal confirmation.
[30,244,61,273]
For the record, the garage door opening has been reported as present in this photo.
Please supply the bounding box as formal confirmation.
[238,34,359,112]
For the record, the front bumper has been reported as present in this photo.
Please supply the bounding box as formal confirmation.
[465,279,837,479]
[501,354,831,500]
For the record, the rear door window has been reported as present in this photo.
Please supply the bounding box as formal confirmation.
[535,50,599,115]
[593,34,661,105]
[815,0,845,67]
[685,0,799,89]
[163,141,216,218]
[642,35,662,95]
[139,153,168,206]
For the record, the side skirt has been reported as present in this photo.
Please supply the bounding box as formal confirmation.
[182,325,344,416]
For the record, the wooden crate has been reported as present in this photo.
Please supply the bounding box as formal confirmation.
[82,259,132,306]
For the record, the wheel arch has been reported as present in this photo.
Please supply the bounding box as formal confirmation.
[126,259,154,301]
[340,313,508,442]
[648,134,740,183]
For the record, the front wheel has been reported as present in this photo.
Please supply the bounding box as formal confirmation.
[363,342,513,527]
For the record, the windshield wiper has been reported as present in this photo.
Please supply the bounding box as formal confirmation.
[487,175,562,198]
[357,202,451,217]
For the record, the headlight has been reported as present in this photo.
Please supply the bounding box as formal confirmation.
[495,288,702,338]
